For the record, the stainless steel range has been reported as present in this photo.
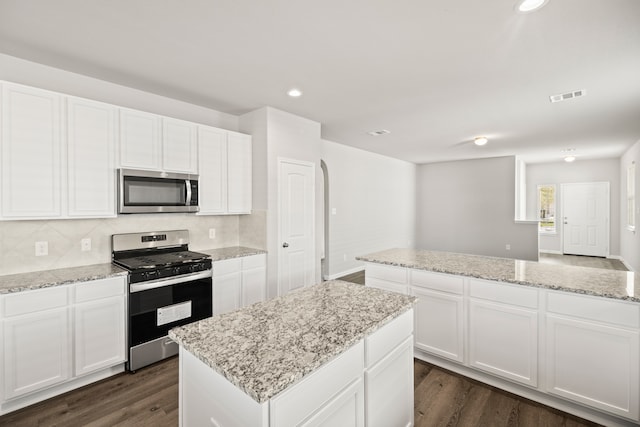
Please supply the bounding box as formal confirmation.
[112,230,212,372]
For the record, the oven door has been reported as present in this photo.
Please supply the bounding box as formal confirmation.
[128,271,212,371]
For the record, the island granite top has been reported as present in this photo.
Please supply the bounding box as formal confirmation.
[168,280,416,403]
[357,248,640,303]
[0,263,128,294]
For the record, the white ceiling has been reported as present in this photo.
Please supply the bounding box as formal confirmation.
[1,0,639,164]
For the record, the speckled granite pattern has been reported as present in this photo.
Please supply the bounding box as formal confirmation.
[357,248,640,303]
[0,263,128,294]
[169,280,416,403]
[199,246,266,261]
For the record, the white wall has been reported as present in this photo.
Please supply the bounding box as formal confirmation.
[526,158,620,256]
[416,156,539,261]
[321,140,416,279]
[620,140,640,271]
[0,53,238,130]
[240,107,322,299]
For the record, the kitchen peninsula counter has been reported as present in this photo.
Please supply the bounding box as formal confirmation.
[169,280,417,426]
[357,248,639,302]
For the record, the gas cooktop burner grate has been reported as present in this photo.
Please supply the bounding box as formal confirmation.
[114,250,209,271]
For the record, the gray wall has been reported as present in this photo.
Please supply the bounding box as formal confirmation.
[526,158,620,256]
[416,156,538,261]
[620,140,640,271]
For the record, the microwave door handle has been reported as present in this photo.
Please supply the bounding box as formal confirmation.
[185,180,192,206]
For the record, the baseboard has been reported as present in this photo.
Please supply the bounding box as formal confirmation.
[539,249,562,255]
[617,257,636,272]
[324,265,365,281]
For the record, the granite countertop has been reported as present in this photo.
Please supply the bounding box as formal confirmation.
[0,263,128,294]
[169,280,416,403]
[199,246,266,261]
[357,248,640,303]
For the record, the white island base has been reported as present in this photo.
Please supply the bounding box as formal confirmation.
[177,309,414,427]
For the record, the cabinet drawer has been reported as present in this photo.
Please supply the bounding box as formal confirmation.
[213,258,242,276]
[2,286,69,317]
[75,277,125,303]
[410,270,464,294]
[242,254,266,269]
[270,340,364,427]
[547,291,640,328]
[469,279,538,309]
[365,278,408,295]
[365,263,407,284]
[365,309,413,368]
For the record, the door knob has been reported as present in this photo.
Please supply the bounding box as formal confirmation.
[282,242,289,248]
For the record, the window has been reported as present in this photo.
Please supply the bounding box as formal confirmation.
[537,184,556,233]
[628,162,636,231]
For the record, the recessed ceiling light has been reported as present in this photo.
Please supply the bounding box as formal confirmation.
[287,88,302,98]
[515,0,548,13]
[564,155,576,162]
[367,129,391,136]
[474,137,488,146]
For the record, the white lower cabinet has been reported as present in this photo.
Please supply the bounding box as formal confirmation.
[213,254,266,315]
[3,306,70,400]
[364,263,408,295]
[0,277,126,414]
[545,292,640,421]
[74,278,126,377]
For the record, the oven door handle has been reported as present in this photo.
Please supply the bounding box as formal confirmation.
[130,270,212,293]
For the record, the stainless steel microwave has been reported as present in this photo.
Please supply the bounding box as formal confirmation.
[118,169,199,214]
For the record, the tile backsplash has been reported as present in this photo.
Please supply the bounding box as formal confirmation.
[0,212,266,276]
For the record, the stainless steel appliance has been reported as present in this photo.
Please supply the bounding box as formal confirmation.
[118,168,199,214]
[112,230,212,371]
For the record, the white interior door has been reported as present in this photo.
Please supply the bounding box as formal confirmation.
[279,158,315,296]
[562,182,609,257]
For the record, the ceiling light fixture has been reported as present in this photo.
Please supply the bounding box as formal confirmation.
[287,88,302,98]
[515,0,548,13]
[474,137,488,146]
[564,155,576,163]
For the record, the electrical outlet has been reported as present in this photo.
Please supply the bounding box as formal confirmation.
[35,241,48,256]
[505,244,511,250]
[343,254,347,261]
[331,208,337,215]
[209,228,216,239]
[81,238,91,252]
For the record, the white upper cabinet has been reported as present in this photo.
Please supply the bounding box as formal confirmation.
[198,126,228,214]
[119,108,161,170]
[198,126,252,215]
[1,83,62,218]
[227,131,252,214]
[66,97,117,217]
[162,117,197,173]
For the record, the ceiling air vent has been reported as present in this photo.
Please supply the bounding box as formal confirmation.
[549,89,586,103]
[367,129,391,136]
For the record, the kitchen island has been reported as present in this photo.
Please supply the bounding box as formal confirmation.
[169,280,416,427]
[358,248,640,427]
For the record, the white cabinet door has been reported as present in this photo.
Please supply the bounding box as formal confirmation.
[198,126,228,214]
[1,83,62,218]
[227,131,252,214]
[66,96,117,217]
[546,314,639,421]
[213,272,242,315]
[364,336,414,427]
[468,299,538,387]
[301,379,364,427]
[74,296,126,376]
[119,108,161,170]
[3,308,70,399]
[412,287,464,363]
[241,266,266,307]
[162,117,197,173]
